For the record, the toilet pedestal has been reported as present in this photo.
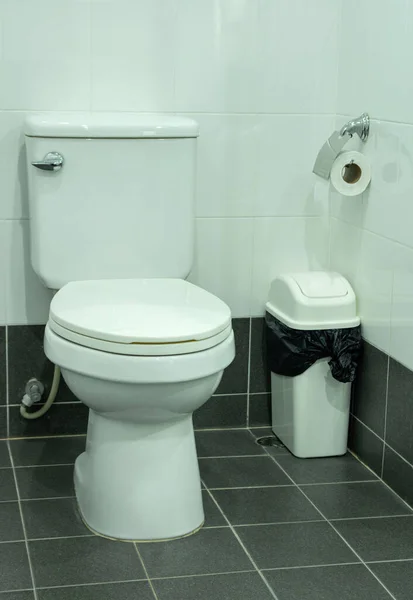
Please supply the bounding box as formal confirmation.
[74,410,204,541]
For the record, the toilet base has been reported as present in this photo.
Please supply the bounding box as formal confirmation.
[74,410,204,541]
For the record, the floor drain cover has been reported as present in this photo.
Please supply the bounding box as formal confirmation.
[256,435,285,448]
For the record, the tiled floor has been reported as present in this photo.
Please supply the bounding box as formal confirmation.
[1,428,413,599]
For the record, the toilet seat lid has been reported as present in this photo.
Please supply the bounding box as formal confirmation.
[50,279,231,345]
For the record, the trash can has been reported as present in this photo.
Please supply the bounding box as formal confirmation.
[266,272,361,458]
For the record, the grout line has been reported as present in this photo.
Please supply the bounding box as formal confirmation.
[6,444,39,600]
[35,578,148,591]
[6,434,87,441]
[212,393,248,398]
[18,496,76,503]
[14,463,75,469]
[0,589,35,596]
[249,392,270,396]
[202,479,280,600]
[246,318,252,428]
[257,435,399,600]
[261,561,361,572]
[134,544,159,600]
[330,514,413,522]
[198,454,265,459]
[366,557,413,565]
[27,534,94,542]
[149,569,256,581]
[381,354,391,478]
[206,480,379,491]
[8,401,81,407]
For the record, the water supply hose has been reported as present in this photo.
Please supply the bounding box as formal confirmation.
[20,365,61,420]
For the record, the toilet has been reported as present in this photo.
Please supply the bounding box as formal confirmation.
[24,113,235,541]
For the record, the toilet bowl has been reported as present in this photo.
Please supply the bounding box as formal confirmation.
[44,278,235,541]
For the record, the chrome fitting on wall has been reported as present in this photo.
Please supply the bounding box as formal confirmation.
[313,112,370,180]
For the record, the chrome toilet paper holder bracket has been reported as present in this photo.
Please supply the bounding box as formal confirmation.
[313,112,370,180]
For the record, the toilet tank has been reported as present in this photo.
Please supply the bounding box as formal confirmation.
[24,113,199,289]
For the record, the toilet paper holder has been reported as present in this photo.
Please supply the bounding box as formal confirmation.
[313,112,370,180]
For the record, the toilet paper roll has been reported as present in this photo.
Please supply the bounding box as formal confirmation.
[330,151,371,196]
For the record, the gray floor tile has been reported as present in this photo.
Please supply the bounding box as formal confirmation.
[153,572,274,600]
[276,453,378,484]
[236,522,358,569]
[0,441,11,467]
[15,465,74,499]
[138,527,252,578]
[202,491,227,527]
[264,564,392,600]
[195,430,264,457]
[369,560,413,600]
[303,482,412,519]
[334,516,413,561]
[0,469,17,501]
[200,456,290,488]
[10,436,85,467]
[0,502,24,542]
[0,542,33,591]
[37,581,154,600]
[21,498,89,539]
[213,487,320,525]
[29,537,146,587]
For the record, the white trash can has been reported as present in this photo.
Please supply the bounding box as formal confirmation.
[266,272,360,458]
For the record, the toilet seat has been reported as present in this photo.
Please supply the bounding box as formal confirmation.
[49,279,232,356]
[45,324,235,384]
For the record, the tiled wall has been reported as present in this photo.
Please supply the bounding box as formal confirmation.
[0,0,337,437]
[349,341,413,507]
[0,0,337,327]
[0,318,271,439]
[330,0,413,369]
[329,0,413,501]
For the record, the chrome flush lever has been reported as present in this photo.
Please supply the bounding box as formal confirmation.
[32,152,64,172]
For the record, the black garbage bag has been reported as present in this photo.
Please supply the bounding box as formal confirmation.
[265,312,362,384]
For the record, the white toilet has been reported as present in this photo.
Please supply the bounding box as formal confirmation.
[24,113,235,541]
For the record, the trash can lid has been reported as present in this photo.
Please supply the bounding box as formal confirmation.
[266,271,360,330]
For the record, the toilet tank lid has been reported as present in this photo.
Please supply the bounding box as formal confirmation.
[24,113,199,139]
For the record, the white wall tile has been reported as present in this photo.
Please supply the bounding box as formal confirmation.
[254,0,340,114]
[329,217,361,285]
[175,0,259,113]
[338,0,412,123]
[250,216,329,315]
[0,112,28,219]
[352,231,395,354]
[5,220,52,325]
[0,0,91,110]
[91,0,176,111]
[194,114,333,218]
[188,218,254,318]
